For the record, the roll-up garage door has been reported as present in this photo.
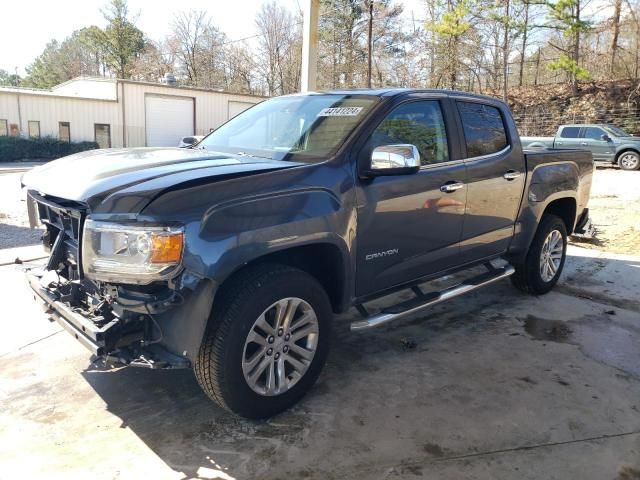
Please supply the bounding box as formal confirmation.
[228,101,255,120]
[145,95,194,147]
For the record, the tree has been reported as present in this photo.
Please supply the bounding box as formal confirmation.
[255,1,302,95]
[224,43,260,94]
[100,0,145,78]
[131,39,176,81]
[23,27,109,88]
[546,0,591,95]
[426,0,475,90]
[172,10,210,85]
[23,40,67,88]
[317,0,404,89]
[0,69,21,87]
[610,0,623,74]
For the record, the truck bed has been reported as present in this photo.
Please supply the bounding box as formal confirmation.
[523,147,593,219]
[520,136,555,147]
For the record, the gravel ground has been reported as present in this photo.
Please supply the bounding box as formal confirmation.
[571,166,640,255]
[0,171,43,248]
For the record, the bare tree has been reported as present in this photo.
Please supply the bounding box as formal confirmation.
[610,0,623,73]
[172,10,210,85]
[255,1,302,95]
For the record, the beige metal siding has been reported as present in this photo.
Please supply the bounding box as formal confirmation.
[0,80,264,150]
[0,92,122,146]
[121,82,262,146]
[0,93,21,135]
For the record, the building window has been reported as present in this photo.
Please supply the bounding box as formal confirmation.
[94,124,111,149]
[28,121,40,139]
[59,122,70,142]
[0,119,7,136]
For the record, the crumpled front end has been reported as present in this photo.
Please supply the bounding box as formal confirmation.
[25,190,192,369]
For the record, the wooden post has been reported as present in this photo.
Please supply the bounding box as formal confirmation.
[301,0,320,92]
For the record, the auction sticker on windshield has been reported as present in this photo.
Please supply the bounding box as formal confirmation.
[318,107,363,117]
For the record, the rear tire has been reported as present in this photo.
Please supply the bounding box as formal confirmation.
[194,264,332,419]
[618,151,640,171]
[511,214,567,295]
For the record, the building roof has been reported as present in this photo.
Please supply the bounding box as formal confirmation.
[0,77,267,101]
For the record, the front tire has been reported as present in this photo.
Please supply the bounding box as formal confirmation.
[194,264,332,419]
[511,214,568,295]
[618,151,640,171]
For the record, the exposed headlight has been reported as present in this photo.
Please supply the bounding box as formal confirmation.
[82,219,184,284]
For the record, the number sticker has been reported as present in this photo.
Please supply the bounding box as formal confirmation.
[318,107,363,117]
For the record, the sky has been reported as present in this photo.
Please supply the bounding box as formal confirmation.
[0,0,425,75]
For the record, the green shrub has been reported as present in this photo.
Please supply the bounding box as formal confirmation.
[0,136,99,162]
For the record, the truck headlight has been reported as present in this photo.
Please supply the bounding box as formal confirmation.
[82,219,184,284]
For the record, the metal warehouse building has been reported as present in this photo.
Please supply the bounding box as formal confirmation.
[0,77,264,148]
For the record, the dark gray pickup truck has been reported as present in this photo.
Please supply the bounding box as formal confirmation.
[522,124,640,170]
[22,89,593,418]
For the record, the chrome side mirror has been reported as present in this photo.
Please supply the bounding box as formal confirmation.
[369,144,420,175]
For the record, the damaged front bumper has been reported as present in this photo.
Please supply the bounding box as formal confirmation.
[26,268,190,369]
[28,270,118,356]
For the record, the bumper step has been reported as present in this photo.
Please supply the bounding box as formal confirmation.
[350,263,515,331]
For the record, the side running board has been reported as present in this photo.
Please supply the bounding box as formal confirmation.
[350,264,515,332]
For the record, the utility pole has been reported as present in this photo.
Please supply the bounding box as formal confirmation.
[367,0,374,88]
[301,0,320,92]
[502,0,510,102]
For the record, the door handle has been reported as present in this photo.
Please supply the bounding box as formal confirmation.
[556,142,563,145]
[580,142,588,146]
[440,182,465,193]
[503,170,522,180]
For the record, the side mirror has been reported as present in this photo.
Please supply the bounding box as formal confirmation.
[601,134,611,142]
[367,144,421,176]
[180,136,199,148]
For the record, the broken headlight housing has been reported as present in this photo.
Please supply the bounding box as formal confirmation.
[82,219,184,284]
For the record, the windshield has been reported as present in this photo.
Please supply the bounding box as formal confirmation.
[603,125,632,137]
[198,94,378,162]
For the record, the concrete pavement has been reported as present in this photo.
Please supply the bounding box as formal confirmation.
[0,247,639,479]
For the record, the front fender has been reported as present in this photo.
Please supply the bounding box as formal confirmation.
[180,187,355,285]
[614,144,640,159]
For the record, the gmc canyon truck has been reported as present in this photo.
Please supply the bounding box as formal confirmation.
[22,89,593,419]
[522,124,640,170]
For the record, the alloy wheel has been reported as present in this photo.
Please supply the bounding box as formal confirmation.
[539,229,564,282]
[241,297,319,396]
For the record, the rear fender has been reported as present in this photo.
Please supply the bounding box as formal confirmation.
[508,161,579,263]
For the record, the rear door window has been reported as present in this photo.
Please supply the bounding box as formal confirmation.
[560,127,580,138]
[457,102,508,158]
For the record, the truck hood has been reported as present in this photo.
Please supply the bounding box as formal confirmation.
[22,147,301,212]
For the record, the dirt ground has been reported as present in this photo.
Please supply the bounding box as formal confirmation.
[571,166,640,255]
[0,167,639,480]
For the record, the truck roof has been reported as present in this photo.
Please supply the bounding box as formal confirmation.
[301,88,506,104]
[560,123,616,128]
